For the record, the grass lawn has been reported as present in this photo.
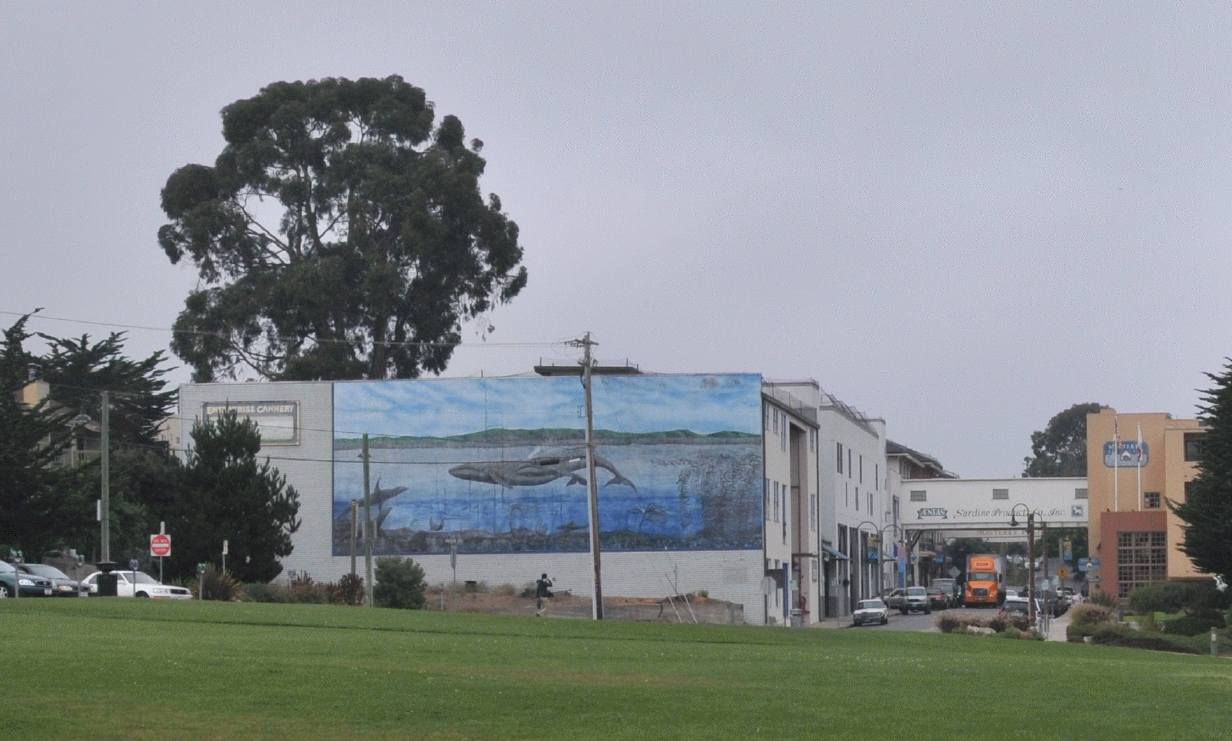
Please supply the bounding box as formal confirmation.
[1,599,1230,740]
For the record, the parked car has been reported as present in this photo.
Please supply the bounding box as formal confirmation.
[883,589,905,610]
[18,563,86,597]
[852,599,889,626]
[925,587,948,610]
[931,578,959,607]
[0,561,53,597]
[901,586,930,615]
[80,571,193,599]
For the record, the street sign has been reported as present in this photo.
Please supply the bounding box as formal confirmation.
[1055,566,1069,580]
[1063,539,1073,563]
[1088,557,1101,570]
[150,533,171,558]
[1078,557,1090,572]
[948,566,960,578]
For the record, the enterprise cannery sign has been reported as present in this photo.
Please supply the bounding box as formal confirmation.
[202,401,299,445]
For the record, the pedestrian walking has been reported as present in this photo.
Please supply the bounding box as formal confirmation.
[535,573,553,617]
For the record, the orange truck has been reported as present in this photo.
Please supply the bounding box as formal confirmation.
[963,555,1005,607]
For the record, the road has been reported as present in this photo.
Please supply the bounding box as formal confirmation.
[851,606,995,632]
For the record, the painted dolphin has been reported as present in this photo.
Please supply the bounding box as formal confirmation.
[449,450,635,491]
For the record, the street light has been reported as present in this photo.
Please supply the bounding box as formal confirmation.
[1009,503,1040,625]
[68,392,110,563]
[855,521,904,595]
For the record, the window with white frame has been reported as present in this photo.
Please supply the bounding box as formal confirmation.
[837,443,844,473]
[773,482,780,522]
[992,488,1009,500]
[910,490,926,502]
[1075,488,1088,499]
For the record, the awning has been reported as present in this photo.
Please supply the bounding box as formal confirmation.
[821,544,849,561]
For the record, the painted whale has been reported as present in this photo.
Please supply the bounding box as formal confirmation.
[448,450,636,491]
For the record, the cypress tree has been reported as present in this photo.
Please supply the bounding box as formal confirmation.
[1172,359,1232,581]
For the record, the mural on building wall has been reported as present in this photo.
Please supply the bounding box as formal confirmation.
[332,374,763,556]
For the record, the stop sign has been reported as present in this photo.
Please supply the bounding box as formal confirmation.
[150,533,171,558]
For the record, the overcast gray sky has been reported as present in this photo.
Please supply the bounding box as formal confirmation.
[3,3,1230,477]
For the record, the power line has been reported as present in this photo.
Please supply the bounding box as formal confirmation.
[1,309,565,350]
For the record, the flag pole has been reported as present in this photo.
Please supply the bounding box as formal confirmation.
[1136,424,1143,511]
[1113,416,1120,512]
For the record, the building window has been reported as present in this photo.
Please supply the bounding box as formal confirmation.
[848,449,853,478]
[1075,488,1088,500]
[773,483,780,522]
[837,443,843,474]
[859,455,863,484]
[764,405,769,431]
[1184,433,1204,462]
[811,494,817,530]
[867,492,873,515]
[992,488,1009,501]
[1144,492,1161,509]
[764,478,769,519]
[809,429,815,452]
[781,421,788,452]
[875,464,879,491]
[910,490,926,502]
[773,408,779,435]
[1116,531,1167,598]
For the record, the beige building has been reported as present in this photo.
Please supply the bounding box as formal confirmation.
[1086,408,1207,598]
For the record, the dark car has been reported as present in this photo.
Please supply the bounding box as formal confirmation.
[0,561,53,597]
[18,563,86,597]
[925,587,948,610]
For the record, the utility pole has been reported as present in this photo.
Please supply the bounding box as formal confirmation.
[362,434,374,608]
[100,390,110,563]
[572,332,603,620]
[350,500,359,577]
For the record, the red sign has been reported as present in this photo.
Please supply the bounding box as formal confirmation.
[150,534,171,558]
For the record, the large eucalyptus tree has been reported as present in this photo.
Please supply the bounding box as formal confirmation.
[159,76,526,381]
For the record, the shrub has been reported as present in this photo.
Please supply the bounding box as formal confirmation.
[936,614,962,633]
[1087,590,1117,608]
[1160,613,1225,637]
[1089,625,1199,654]
[1070,604,1111,627]
[335,573,365,605]
[494,583,517,597]
[374,557,426,609]
[194,567,241,601]
[244,582,289,603]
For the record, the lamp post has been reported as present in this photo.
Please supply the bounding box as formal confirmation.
[1009,504,1038,625]
[855,521,903,595]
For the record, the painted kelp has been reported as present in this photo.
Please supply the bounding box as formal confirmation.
[332,374,763,555]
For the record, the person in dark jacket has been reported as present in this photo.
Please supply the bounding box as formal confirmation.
[535,574,553,616]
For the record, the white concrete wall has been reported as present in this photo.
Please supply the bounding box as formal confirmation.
[178,381,335,577]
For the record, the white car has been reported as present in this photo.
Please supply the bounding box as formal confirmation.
[852,598,890,626]
[80,571,193,599]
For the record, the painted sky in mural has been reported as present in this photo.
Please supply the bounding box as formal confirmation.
[333,374,763,556]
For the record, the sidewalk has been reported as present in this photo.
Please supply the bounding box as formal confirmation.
[1045,610,1072,641]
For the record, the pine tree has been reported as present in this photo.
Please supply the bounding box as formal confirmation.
[1172,359,1232,581]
